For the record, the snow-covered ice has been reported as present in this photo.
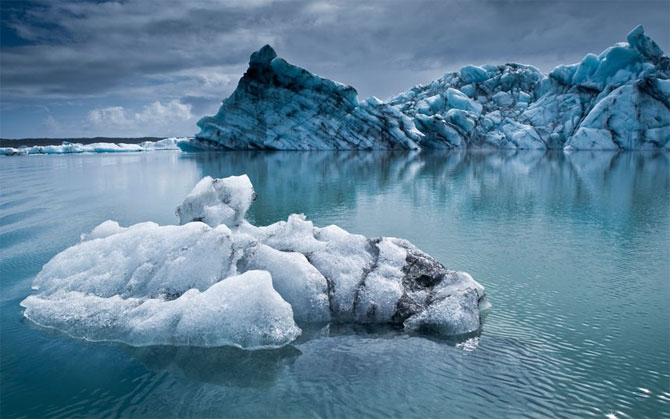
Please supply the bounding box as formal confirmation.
[176,175,256,228]
[23,270,300,349]
[21,175,488,348]
[180,25,668,151]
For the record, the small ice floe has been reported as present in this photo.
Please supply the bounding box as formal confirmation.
[1,138,185,156]
[21,175,488,349]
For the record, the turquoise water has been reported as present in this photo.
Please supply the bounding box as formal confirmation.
[1,150,669,418]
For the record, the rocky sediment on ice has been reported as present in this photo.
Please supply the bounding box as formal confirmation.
[21,175,487,349]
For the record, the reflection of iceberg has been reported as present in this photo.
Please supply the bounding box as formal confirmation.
[128,344,301,386]
[184,150,669,233]
[0,138,183,156]
[21,175,487,349]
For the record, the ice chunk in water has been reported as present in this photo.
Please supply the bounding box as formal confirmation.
[22,175,487,349]
[403,289,482,336]
[80,220,127,241]
[22,271,301,349]
[176,175,256,227]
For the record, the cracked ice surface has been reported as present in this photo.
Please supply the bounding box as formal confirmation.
[182,25,668,151]
[21,175,487,349]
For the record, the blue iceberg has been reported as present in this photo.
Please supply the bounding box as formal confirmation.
[182,25,668,151]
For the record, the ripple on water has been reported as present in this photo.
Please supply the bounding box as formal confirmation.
[0,150,668,418]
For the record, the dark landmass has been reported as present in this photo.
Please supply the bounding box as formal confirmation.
[0,137,164,147]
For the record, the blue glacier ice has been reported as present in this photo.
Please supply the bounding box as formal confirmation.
[181,25,668,151]
[186,45,422,150]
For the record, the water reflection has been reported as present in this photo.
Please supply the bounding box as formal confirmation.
[183,150,669,229]
[1,150,668,418]
[299,322,484,347]
[126,345,301,387]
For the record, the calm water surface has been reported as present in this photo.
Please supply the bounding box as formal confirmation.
[1,150,669,418]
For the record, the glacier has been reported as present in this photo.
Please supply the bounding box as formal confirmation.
[21,175,487,349]
[0,137,183,156]
[182,25,669,151]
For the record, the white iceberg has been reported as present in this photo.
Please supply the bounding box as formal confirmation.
[1,137,185,156]
[176,175,256,228]
[23,270,301,349]
[21,175,487,349]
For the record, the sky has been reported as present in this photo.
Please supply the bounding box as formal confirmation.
[1,0,668,139]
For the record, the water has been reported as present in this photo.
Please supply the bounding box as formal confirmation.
[1,150,668,418]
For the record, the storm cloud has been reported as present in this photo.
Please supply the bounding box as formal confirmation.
[1,0,668,138]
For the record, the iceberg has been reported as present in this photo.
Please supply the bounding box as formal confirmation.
[184,44,423,150]
[21,175,487,348]
[181,25,668,151]
[0,137,184,156]
[392,24,669,150]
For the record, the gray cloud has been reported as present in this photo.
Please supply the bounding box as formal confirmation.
[1,0,668,138]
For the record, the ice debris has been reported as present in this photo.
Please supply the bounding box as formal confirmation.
[1,138,184,156]
[21,175,487,349]
[181,25,669,151]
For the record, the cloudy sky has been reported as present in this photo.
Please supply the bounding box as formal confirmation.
[1,0,668,139]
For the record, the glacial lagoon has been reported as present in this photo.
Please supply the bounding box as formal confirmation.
[1,150,669,417]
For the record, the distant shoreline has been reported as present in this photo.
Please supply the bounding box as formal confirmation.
[0,137,164,147]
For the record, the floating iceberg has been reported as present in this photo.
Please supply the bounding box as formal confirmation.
[21,175,487,349]
[0,137,184,156]
[181,25,668,151]
[186,45,422,151]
